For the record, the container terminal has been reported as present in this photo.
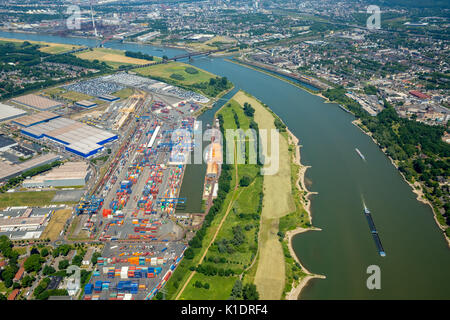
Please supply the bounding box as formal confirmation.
[62,73,206,300]
[0,70,208,300]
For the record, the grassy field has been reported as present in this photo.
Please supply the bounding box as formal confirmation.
[186,42,217,52]
[179,274,237,300]
[0,191,56,209]
[75,48,153,68]
[0,38,80,54]
[167,176,238,300]
[233,90,295,300]
[43,87,65,96]
[205,35,236,45]
[43,87,93,102]
[233,91,295,218]
[134,62,215,85]
[40,208,72,241]
[59,90,93,102]
[113,87,134,99]
[175,94,264,300]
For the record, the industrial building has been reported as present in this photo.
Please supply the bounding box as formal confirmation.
[205,142,222,178]
[75,100,98,108]
[0,135,18,152]
[20,117,118,158]
[0,153,61,181]
[23,161,90,188]
[98,94,119,102]
[11,94,63,110]
[12,111,60,127]
[206,162,219,178]
[409,90,431,100]
[0,207,53,240]
[0,103,27,123]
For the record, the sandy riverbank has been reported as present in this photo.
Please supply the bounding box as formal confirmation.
[284,129,325,300]
[285,227,325,300]
[287,129,317,223]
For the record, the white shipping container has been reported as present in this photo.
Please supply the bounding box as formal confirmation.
[123,294,132,300]
[157,259,163,265]
[151,258,157,266]
[103,267,109,274]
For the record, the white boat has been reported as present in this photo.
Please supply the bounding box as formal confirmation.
[355,148,365,161]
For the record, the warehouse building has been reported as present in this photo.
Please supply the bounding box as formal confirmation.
[20,117,118,158]
[409,90,431,100]
[98,94,119,102]
[12,111,60,127]
[75,100,97,108]
[11,94,63,110]
[0,153,61,181]
[0,103,27,123]
[0,207,52,240]
[0,135,18,152]
[23,161,90,188]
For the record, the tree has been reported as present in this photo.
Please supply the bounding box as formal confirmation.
[91,252,101,265]
[239,176,251,187]
[72,255,83,267]
[58,259,69,270]
[40,248,49,257]
[0,266,17,288]
[24,254,43,273]
[203,282,210,290]
[231,279,243,299]
[243,283,259,300]
[43,265,55,276]
[184,247,195,259]
[21,275,34,287]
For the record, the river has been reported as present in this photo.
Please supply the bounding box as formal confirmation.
[1,31,449,299]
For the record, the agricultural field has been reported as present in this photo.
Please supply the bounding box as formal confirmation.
[0,38,80,54]
[75,48,153,68]
[40,208,73,241]
[233,91,294,300]
[135,62,215,85]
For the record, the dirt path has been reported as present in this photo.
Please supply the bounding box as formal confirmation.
[175,144,240,300]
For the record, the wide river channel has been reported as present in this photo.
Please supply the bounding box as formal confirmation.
[1,31,449,299]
